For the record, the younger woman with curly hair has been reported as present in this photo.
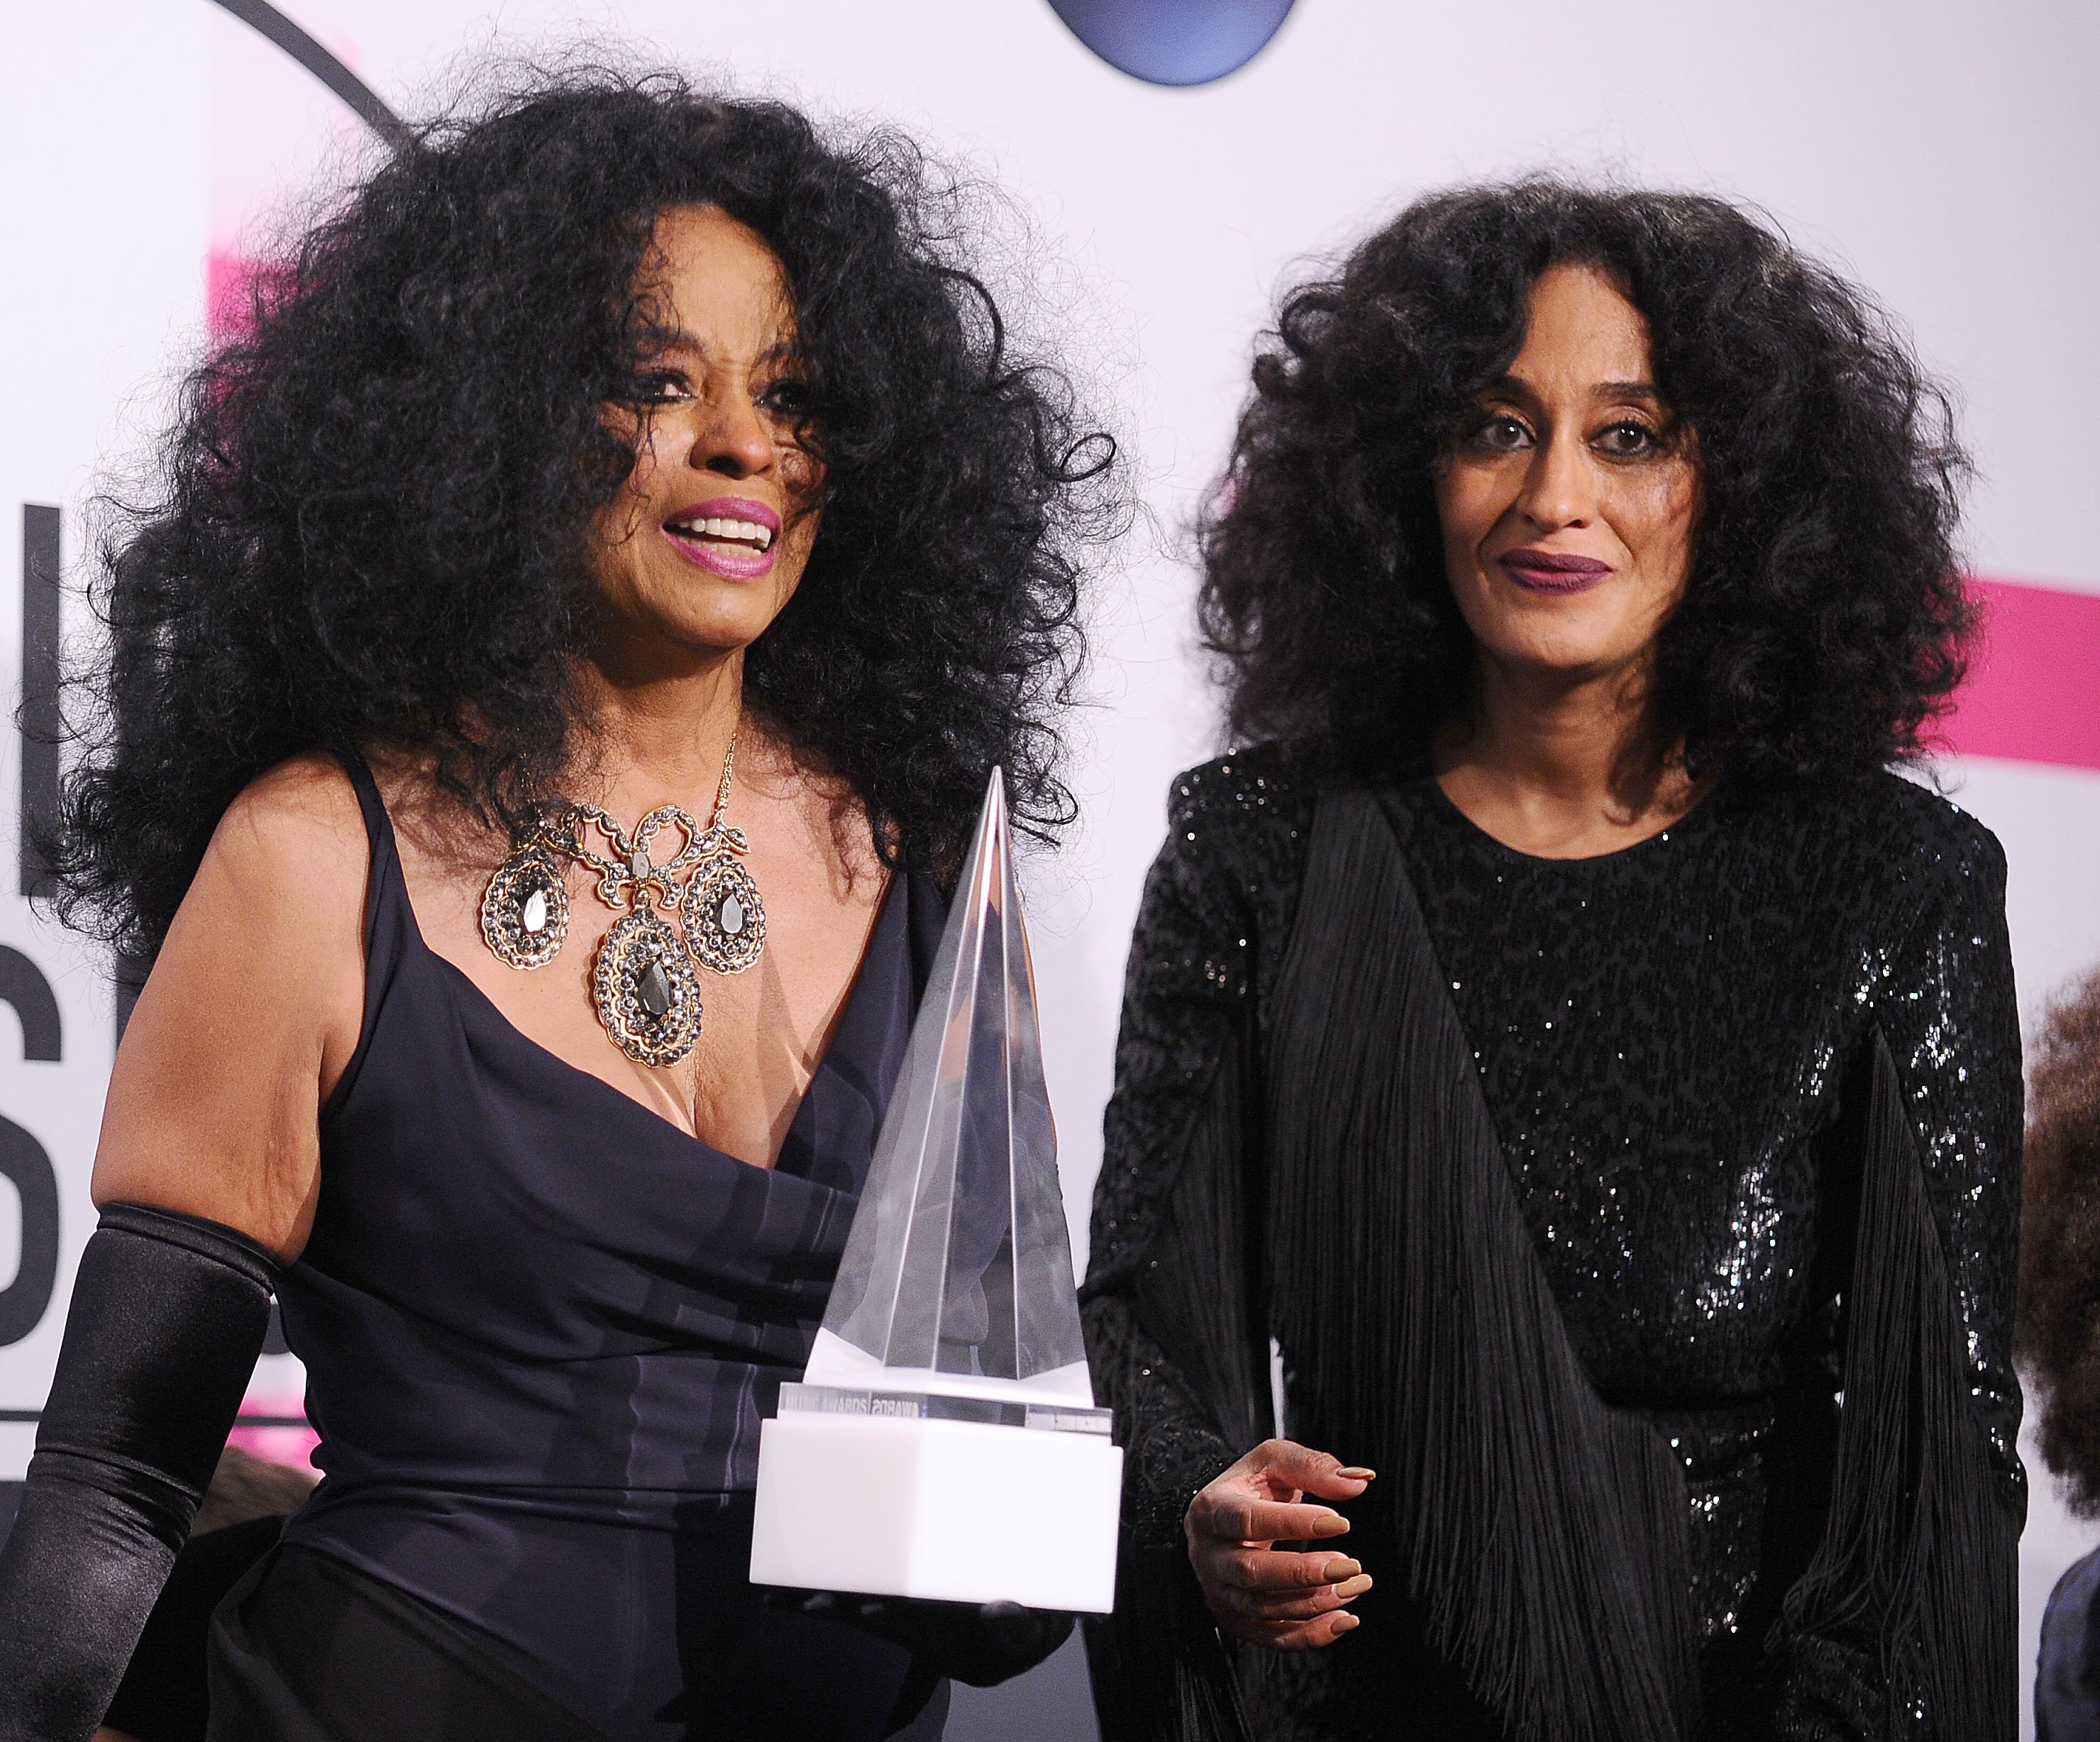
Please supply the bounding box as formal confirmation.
[1083,182,2023,1741]
[2016,970,2100,1740]
[0,70,1113,1742]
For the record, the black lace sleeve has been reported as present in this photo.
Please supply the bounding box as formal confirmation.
[1761,809,2025,1741]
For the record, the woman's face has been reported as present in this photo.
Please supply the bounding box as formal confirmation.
[589,204,823,665]
[1434,262,1698,689]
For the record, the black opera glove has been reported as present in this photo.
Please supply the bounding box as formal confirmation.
[765,1588,1075,1687]
[0,1203,278,1742]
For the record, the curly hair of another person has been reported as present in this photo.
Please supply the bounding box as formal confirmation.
[51,65,1118,961]
[1198,179,1973,784]
[2017,968,2100,1514]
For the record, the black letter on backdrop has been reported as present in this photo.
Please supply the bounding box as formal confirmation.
[0,1119,60,1348]
[19,504,60,903]
[0,948,62,1345]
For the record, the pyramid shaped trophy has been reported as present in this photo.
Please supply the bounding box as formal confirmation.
[748,769,1123,1613]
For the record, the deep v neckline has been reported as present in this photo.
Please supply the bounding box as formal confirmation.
[423,915,891,1170]
[366,782,899,1170]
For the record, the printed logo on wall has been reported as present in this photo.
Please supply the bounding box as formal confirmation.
[1046,0,1298,87]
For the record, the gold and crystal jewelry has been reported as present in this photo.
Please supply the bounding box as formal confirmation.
[594,908,702,1066]
[680,854,766,975]
[480,839,571,970]
[472,728,762,1068]
[679,731,767,975]
[548,803,709,914]
[548,802,710,1067]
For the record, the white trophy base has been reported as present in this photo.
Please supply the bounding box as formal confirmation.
[748,1408,1124,1613]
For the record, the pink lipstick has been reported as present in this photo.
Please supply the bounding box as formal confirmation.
[663,495,783,580]
[1496,548,1613,595]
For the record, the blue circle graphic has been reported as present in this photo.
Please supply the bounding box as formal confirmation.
[1047,0,1298,87]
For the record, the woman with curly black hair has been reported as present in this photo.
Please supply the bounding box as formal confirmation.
[2016,970,2100,1739]
[1083,182,2022,1741]
[0,69,1112,1742]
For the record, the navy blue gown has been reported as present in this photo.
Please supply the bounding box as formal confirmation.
[207,756,949,1741]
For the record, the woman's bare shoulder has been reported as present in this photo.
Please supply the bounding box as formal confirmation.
[152,752,372,1041]
[204,753,369,893]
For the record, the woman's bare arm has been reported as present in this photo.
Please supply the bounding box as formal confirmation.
[89,755,369,1263]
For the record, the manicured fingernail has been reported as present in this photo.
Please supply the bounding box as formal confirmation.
[1334,1574,1374,1598]
[1312,1514,1351,1537]
[1336,1467,1376,1481]
[1322,1558,1361,1581]
[1333,1611,1361,1631]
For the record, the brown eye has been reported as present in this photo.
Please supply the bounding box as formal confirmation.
[628,370,690,405]
[1596,420,1662,457]
[1466,414,1532,453]
[759,378,812,417]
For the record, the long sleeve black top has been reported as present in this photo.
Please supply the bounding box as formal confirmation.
[1083,748,2024,1741]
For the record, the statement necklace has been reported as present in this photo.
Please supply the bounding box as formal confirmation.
[478,731,767,1067]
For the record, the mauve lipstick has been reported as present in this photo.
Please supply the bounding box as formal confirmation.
[662,494,783,581]
[1496,547,1613,595]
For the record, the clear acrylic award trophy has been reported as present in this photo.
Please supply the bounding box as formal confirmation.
[748,770,1123,1612]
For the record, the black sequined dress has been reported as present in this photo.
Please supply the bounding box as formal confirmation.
[1081,748,2023,1742]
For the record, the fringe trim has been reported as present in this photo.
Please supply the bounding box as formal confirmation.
[1767,1033,2018,1740]
[1085,1031,1266,1742]
[1263,788,1701,1742]
[1085,1545,1255,1742]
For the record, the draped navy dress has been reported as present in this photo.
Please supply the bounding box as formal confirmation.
[209,756,949,1741]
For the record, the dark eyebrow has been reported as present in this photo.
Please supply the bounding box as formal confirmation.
[636,327,702,355]
[641,329,802,369]
[1481,375,1664,404]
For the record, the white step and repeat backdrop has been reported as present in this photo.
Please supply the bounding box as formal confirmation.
[5,4,2099,1736]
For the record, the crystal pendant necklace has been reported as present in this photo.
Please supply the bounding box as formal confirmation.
[477,729,767,1067]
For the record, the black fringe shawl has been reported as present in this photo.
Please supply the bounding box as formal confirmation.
[1083,785,2016,1741]
[1266,788,1701,1741]
[1761,1027,2018,1738]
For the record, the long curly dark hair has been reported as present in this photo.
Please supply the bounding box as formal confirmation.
[1199,179,1972,782]
[2018,968,2100,1513]
[54,67,1116,960]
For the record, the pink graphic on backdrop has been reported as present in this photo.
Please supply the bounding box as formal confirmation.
[206,250,265,340]
[228,1393,319,1473]
[206,1,369,347]
[206,249,300,343]
[1943,577,2100,772]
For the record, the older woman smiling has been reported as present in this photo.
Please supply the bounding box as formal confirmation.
[0,70,1112,1742]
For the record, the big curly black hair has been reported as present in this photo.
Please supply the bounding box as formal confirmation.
[1200,179,1972,782]
[53,67,1116,960]
[2018,968,2100,1514]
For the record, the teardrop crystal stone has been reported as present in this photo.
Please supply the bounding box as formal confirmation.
[635,958,673,1021]
[721,894,745,936]
[521,890,549,934]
